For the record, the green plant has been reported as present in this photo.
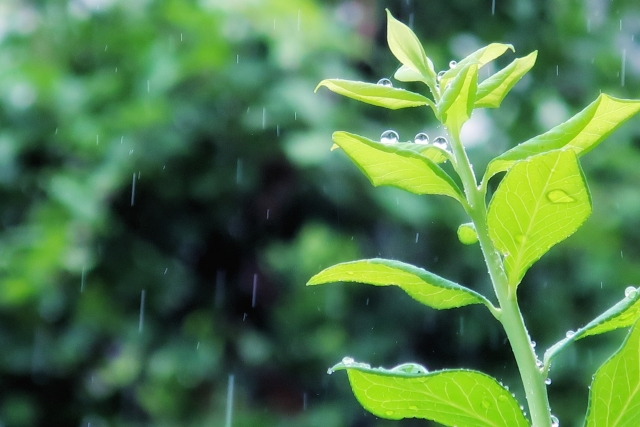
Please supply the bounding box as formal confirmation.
[308,10,640,427]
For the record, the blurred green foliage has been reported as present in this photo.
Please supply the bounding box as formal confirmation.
[0,0,638,426]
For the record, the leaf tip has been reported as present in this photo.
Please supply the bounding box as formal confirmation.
[313,81,326,93]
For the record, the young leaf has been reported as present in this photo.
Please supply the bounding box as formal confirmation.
[485,94,640,180]
[307,258,491,310]
[475,51,538,109]
[315,79,435,111]
[579,287,640,339]
[487,150,591,288]
[394,64,431,84]
[330,141,451,164]
[439,43,514,90]
[332,131,464,201]
[329,361,529,427]
[438,63,478,134]
[585,320,640,427]
[385,9,437,89]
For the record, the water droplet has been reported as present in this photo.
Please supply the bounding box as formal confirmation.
[625,286,637,299]
[433,136,448,150]
[377,78,393,87]
[551,415,559,427]
[531,341,536,349]
[498,395,508,402]
[385,410,394,416]
[342,356,355,365]
[437,70,446,81]
[380,130,399,144]
[414,132,429,144]
[536,359,544,370]
[545,378,552,385]
[449,60,457,68]
[457,223,479,245]
[547,189,575,204]
[566,330,575,338]
[482,398,492,409]
[408,405,418,411]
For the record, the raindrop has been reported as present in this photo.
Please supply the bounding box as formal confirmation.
[180,33,183,41]
[413,132,429,144]
[196,342,200,349]
[546,189,575,204]
[457,223,478,245]
[621,49,626,87]
[556,65,559,76]
[236,54,239,64]
[138,290,146,333]
[449,60,457,69]
[366,298,369,306]
[498,395,508,402]
[242,313,247,321]
[276,125,280,136]
[55,128,58,135]
[625,286,637,299]
[266,209,270,219]
[164,268,168,275]
[96,134,99,145]
[433,136,448,150]
[551,415,559,427]
[342,356,355,365]
[80,267,86,292]
[131,173,136,207]
[536,359,544,370]
[252,274,258,308]
[545,378,552,385]
[380,130,399,144]
[120,136,124,144]
[481,398,492,409]
[262,107,266,129]
[491,0,496,15]
[225,374,235,427]
[437,70,446,81]
[377,78,393,87]
[531,341,536,349]
[385,410,394,416]
[565,330,575,338]
[415,233,419,243]
[409,405,418,411]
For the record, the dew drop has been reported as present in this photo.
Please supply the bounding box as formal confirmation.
[625,286,637,299]
[433,136,448,150]
[380,130,399,144]
[536,359,544,370]
[546,189,575,204]
[545,378,552,385]
[531,341,536,349]
[449,60,457,68]
[342,356,355,365]
[498,395,508,402]
[385,410,394,416]
[482,398,492,409]
[414,132,430,144]
[515,234,525,244]
[377,78,393,87]
[437,70,446,81]
[457,223,479,245]
[565,330,575,338]
[551,415,559,427]
[409,405,418,411]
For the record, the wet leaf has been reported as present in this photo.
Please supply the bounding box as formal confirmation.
[307,258,489,310]
[579,287,640,339]
[328,360,528,427]
[439,43,514,90]
[331,132,463,201]
[585,320,640,427]
[315,79,435,110]
[487,150,591,288]
[438,63,478,134]
[485,94,640,180]
[475,51,538,108]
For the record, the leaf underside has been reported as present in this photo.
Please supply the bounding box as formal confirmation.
[475,51,538,109]
[315,79,432,110]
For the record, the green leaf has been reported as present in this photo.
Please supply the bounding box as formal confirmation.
[394,64,431,84]
[330,141,450,164]
[439,43,514,90]
[385,9,437,89]
[580,287,640,339]
[329,360,529,427]
[475,51,538,109]
[315,79,435,111]
[485,94,640,180]
[438,63,478,134]
[487,150,592,288]
[331,131,464,201]
[585,320,640,427]
[307,258,489,310]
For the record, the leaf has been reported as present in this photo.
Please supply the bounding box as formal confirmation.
[585,320,640,427]
[439,43,514,90]
[487,150,592,288]
[475,51,538,109]
[315,79,435,110]
[385,9,437,89]
[307,258,489,310]
[485,94,640,180]
[330,141,450,164]
[579,287,640,339]
[332,131,464,201]
[394,64,431,84]
[438,63,478,134]
[328,360,529,427]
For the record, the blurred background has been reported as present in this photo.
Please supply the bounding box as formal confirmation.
[0,0,639,426]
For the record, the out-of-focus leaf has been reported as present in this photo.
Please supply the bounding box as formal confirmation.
[307,258,490,310]
[487,150,591,288]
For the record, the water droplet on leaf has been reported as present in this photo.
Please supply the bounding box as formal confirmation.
[385,410,394,416]
[409,405,418,411]
[457,223,479,245]
[482,398,492,409]
[551,415,559,427]
[449,60,457,68]
[437,70,446,81]
[377,78,393,87]
[515,234,525,244]
[625,286,637,298]
[413,132,429,144]
[546,189,575,204]
[498,395,508,402]
[566,330,575,338]
[342,356,355,365]
[380,130,399,144]
[545,378,552,385]
[433,136,448,150]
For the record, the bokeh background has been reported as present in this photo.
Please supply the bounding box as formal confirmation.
[0,0,639,426]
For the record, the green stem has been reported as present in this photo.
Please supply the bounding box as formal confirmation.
[448,129,551,427]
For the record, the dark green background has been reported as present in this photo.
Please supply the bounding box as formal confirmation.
[0,0,639,426]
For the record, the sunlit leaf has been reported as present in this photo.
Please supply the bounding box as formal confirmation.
[328,360,528,427]
[332,131,464,201]
[487,150,591,288]
[330,141,450,164]
[315,79,435,111]
[439,43,514,90]
[579,286,640,339]
[438,63,478,134]
[475,51,537,109]
[394,64,431,84]
[585,320,640,427]
[385,9,437,89]
[307,258,489,310]
[485,94,640,180]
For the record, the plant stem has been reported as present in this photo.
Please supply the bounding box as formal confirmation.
[448,129,552,427]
